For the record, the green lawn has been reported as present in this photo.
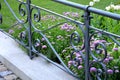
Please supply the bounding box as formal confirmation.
[32,0,119,13]
[1,0,119,28]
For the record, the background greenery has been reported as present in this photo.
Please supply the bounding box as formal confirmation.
[1,0,120,28]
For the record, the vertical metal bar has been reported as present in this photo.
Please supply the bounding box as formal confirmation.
[0,3,1,10]
[84,9,90,80]
[0,3,2,24]
[26,0,33,59]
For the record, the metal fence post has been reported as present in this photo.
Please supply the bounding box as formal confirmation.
[84,7,91,80]
[26,0,33,59]
[0,3,2,24]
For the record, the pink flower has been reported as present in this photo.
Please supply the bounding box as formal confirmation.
[68,61,73,64]
[35,42,40,47]
[63,12,79,18]
[41,15,56,21]
[61,23,74,31]
[68,61,73,67]
[108,57,113,61]
[78,65,83,69]
[78,58,82,64]
[61,23,69,30]
[93,40,106,46]
[8,29,14,34]
[107,69,113,74]
[113,48,118,51]
[71,12,79,17]
[90,67,97,73]
[42,45,47,49]
[63,12,71,16]
[75,52,81,57]
[103,58,109,63]
[41,38,45,41]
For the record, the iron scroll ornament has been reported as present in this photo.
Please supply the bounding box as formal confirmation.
[18,2,41,24]
[89,31,108,80]
[17,0,81,78]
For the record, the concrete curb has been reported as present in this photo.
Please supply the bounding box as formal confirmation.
[0,31,77,80]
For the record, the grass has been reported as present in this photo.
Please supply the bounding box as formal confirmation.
[69,0,119,9]
[1,0,119,29]
[0,0,118,32]
[32,0,119,11]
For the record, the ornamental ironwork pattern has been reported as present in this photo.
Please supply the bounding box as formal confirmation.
[0,0,120,80]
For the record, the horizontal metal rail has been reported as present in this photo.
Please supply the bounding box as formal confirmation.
[54,0,120,20]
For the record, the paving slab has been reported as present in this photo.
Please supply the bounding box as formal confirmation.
[0,31,77,80]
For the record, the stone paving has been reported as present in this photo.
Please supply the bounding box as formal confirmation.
[0,62,21,80]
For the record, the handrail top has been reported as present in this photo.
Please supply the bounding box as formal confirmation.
[54,0,120,20]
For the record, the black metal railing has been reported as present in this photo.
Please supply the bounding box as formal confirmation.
[0,3,2,24]
[0,0,120,80]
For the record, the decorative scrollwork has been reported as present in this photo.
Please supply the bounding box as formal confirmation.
[19,31,28,45]
[70,51,84,67]
[31,31,42,53]
[33,39,41,47]
[92,42,107,62]
[20,31,26,40]
[89,31,108,79]
[18,3,28,23]
[31,7,41,23]
[18,2,41,26]
[68,50,85,78]
[89,31,107,62]
[70,31,84,51]
[69,26,86,78]
[90,62,107,80]
[19,3,26,16]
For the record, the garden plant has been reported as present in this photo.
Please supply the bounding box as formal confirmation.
[0,0,120,80]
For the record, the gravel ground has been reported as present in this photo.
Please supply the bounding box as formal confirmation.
[0,61,21,80]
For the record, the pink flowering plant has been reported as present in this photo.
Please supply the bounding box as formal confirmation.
[4,1,120,79]
[8,10,120,79]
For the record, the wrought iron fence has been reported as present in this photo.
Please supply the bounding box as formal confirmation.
[0,0,120,80]
[0,3,2,24]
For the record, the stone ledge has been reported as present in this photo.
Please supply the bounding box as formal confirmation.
[0,31,77,80]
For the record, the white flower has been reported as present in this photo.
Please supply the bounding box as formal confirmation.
[105,6,111,11]
[114,5,120,10]
[106,4,120,10]
[110,4,115,9]
[93,0,100,2]
[89,1,94,6]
